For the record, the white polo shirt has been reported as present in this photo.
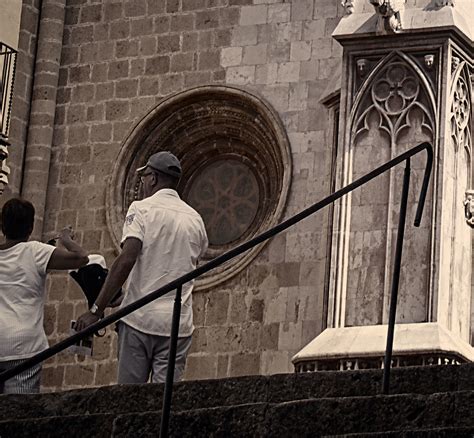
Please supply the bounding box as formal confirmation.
[119,189,208,337]
[0,241,55,361]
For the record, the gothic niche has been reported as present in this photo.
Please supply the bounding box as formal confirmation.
[449,55,472,338]
[452,59,472,230]
[107,86,292,290]
[330,52,435,329]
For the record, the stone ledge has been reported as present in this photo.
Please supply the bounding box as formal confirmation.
[292,323,474,368]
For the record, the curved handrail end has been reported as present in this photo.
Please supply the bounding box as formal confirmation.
[414,142,433,227]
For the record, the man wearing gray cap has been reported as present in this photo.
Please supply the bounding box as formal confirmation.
[75,151,208,384]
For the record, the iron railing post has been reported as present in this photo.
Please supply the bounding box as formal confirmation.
[0,42,18,138]
[159,285,182,438]
[382,158,411,394]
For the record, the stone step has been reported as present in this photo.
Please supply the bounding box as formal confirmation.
[1,390,473,437]
[1,364,473,421]
[334,428,474,437]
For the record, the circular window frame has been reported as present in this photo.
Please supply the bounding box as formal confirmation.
[106,85,292,290]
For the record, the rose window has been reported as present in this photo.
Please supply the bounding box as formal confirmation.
[107,86,291,289]
[185,159,260,246]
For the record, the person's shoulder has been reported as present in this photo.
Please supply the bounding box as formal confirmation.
[27,240,51,247]
[27,240,55,253]
[19,240,41,250]
[179,201,206,224]
[7,241,54,261]
[176,198,199,215]
[127,198,149,214]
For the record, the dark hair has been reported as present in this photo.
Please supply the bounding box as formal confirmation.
[1,198,35,240]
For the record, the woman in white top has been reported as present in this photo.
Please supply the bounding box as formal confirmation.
[0,198,89,394]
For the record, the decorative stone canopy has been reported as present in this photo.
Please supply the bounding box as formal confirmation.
[107,85,292,290]
[292,323,474,372]
[294,0,474,373]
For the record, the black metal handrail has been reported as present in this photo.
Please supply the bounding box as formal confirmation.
[0,41,17,139]
[0,142,433,437]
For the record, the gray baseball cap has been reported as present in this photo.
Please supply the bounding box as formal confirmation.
[136,151,182,178]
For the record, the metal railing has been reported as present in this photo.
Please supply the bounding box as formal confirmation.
[0,41,17,139]
[0,142,433,437]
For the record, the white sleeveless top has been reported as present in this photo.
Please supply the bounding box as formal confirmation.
[0,241,55,361]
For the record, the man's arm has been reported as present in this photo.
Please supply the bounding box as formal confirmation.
[74,237,142,331]
[47,227,89,270]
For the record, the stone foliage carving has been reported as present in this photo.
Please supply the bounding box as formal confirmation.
[369,0,405,33]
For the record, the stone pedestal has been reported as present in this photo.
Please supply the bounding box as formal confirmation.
[293,0,474,371]
[293,323,474,372]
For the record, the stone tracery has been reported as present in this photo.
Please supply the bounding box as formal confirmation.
[186,159,260,246]
[354,59,434,144]
[451,63,471,155]
[450,58,473,229]
[329,52,436,328]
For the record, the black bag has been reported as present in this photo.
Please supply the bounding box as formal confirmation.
[70,264,110,308]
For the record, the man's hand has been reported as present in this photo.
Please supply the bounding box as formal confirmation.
[74,311,100,331]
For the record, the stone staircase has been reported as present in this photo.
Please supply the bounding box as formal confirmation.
[1,364,473,437]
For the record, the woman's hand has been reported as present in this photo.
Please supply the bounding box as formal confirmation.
[58,226,74,243]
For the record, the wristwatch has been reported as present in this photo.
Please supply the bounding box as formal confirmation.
[90,303,101,316]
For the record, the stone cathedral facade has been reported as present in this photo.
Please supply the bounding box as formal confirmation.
[0,0,472,391]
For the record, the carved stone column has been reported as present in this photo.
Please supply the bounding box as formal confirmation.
[20,0,66,239]
[293,0,474,371]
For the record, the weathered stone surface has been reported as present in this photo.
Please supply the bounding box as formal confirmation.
[340,428,474,437]
[2,368,474,437]
[266,393,457,436]
[1,364,474,422]
[10,0,472,395]
[0,414,115,438]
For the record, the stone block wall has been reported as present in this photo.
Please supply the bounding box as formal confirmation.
[9,0,345,391]
[7,0,468,394]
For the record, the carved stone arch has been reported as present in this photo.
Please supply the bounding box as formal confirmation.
[446,59,472,337]
[330,51,436,329]
[350,51,436,124]
[106,85,292,290]
[450,60,472,161]
[350,51,436,146]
